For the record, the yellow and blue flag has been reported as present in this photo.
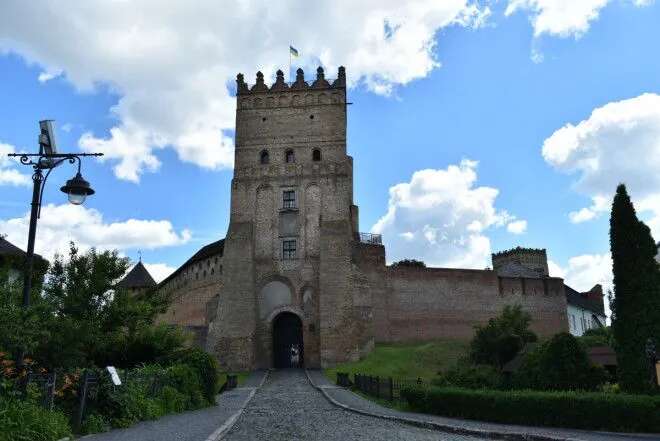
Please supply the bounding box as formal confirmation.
[289,45,299,57]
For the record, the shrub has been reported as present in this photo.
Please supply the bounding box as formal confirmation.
[401,386,660,433]
[86,361,210,429]
[0,397,71,441]
[164,347,219,404]
[163,363,205,409]
[433,362,502,389]
[158,385,187,413]
[469,305,537,369]
[514,333,608,391]
[81,412,110,435]
[97,324,189,369]
[579,327,614,348]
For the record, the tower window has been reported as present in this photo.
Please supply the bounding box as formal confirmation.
[285,149,295,163]
[260,150,269,164]
[282,239,297,260]
[312,149,321,162]
[283,190,296,209]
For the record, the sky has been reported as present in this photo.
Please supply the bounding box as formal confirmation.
[0,1,659,299]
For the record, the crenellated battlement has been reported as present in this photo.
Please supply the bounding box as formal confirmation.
[492,246,549,278]
[236,66,346,95]
[492,247,547,259]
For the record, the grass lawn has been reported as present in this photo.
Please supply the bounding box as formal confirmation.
[324,339,468,384]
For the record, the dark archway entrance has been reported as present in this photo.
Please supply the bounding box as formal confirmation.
[272,312,304,368]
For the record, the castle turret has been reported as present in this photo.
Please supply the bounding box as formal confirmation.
[492,247,549,277]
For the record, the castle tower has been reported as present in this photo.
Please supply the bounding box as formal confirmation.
[491,247,549,277]
[206,67,366,370]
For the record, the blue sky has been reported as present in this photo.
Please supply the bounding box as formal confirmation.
[0,1,659,290]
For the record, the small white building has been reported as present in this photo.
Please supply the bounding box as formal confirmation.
[565,285,606,336]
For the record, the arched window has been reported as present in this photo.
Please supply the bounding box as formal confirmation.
[285,149,295,163]
[260,150,269,164]
[312,149,321,162]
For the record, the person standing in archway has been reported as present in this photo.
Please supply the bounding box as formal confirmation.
[291,344,300,367]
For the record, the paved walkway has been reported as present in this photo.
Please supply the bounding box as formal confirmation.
[307,370,659,441]
[83,368,659,441]
[83,371,267,441]
[223,369,481,441]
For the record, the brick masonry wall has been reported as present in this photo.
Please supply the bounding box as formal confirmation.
[357,245,568,343]
[206,68,353,371]
[384,268,567,341]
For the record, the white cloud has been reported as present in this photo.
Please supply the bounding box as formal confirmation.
[542,93,660,239]
[143,263,176,283]
[372,159,518,268]
[0,1,488,182]
[37,68,62,83]
[0,142,30,186]
[507,219,528,234]
[0,203,191,260]
[506,0,650,38]
[506,0,609,38]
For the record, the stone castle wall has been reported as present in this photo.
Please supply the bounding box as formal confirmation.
[206,67,357,370]
[157,253,224,346]
[156,67,571,371]
[357,243,568,346]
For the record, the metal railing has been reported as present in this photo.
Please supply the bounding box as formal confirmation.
[337,372,426,401]
[355,232,382,245]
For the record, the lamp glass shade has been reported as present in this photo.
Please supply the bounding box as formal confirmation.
[60,172,95,205]
[67,192,87,205]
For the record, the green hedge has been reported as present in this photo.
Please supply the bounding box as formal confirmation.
[0,398,71,441]
[163,347,219,404]
[402,386,660,433]
[89,363,207,431]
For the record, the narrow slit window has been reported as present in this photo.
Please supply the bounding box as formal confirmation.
[283,190,296,209]
[312,149,321,161]
[282,240,296,260]
[260,150,269,164]
[285,149,295,163]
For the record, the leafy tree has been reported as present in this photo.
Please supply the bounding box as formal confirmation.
[469,305,537,369]
[0,266,52,361]
[390,259,426,268]
[514,333,608,391]
[609,184,660,393]
[35,243,184,369]
[579,327,614,348]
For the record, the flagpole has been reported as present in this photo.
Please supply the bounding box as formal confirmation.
[289,44,292,82]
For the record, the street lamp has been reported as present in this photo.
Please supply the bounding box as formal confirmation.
[7,120,103,366]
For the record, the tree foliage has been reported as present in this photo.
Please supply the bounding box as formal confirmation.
[0,243,186,370]
[469,304,537,369]
[609,184,660,393]
[390,259,426,268]
[514,333,608,391]
[579,327,615,349]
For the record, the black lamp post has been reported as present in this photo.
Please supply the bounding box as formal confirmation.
[7,120,102,366]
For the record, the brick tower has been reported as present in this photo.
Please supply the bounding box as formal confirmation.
[206,67,372,370]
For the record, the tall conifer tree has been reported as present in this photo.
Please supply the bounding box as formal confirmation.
[610,184,660,393]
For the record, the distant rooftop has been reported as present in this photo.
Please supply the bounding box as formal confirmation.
[565,285,605,317]
[159,238,225,287]
[0,236,47,264]
[117,261,156,289]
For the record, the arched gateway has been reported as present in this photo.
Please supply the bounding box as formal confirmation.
[272,312,304,368]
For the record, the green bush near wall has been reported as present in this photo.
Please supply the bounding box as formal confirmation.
[163,347,219,404]
[401,386,660,433]
[0,398,71,441]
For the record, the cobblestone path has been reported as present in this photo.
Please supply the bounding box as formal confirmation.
[223,369,483,441]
